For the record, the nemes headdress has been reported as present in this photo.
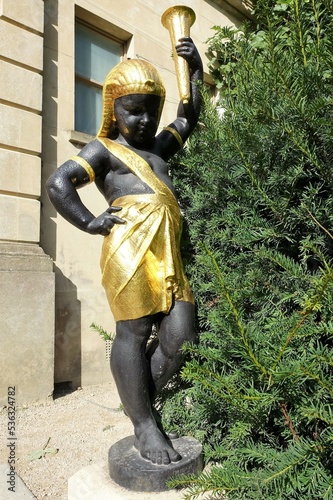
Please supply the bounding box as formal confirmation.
[97,59,166,138]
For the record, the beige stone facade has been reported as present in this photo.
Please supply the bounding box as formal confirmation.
[0,0,55,406]
[0,0,251,404]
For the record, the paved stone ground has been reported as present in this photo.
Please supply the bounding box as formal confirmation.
[0,383,134,499]
[0,383,211,500]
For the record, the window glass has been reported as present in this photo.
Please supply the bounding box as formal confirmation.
[75,81,103,136]
[75,23,122,135]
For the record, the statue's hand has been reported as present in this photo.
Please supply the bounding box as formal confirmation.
[86,206,125,236]
[175,37,202,71]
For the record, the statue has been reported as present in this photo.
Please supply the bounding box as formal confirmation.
[46,8,202,471]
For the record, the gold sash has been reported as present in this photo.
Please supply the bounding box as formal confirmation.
[98,138,193,321]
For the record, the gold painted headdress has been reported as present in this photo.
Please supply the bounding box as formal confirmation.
[97,59,166,138]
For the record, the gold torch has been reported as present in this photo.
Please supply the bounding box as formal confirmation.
[161,5,196,104]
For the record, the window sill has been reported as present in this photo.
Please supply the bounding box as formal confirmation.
[69,130,95,147]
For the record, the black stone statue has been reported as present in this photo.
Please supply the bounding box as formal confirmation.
[46,36,203,468]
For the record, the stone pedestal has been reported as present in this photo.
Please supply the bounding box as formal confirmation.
[108,436,203,492]
[68,460,204,500]
[0,242,55,406]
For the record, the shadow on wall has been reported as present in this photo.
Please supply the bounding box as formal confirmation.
[40,1,83,389]
[40,0,59,262]
[54,266,82,389]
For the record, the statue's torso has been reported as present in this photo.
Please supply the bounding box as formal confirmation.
[94,138,176,205]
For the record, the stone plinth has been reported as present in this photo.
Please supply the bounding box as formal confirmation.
[108,436,203,492]
[0,242,55,406]
[69,459,204,500]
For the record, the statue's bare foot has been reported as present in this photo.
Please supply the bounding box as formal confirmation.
[134,424,181,465]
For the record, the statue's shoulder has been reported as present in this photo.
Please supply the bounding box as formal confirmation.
[83,137,110,156]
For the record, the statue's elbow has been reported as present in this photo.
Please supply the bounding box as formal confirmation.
[45,174,63,203]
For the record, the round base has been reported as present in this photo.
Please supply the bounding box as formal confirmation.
[108,435,203,492]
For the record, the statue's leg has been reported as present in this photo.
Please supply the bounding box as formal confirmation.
[111,316,181,465]
[148,300,196,398]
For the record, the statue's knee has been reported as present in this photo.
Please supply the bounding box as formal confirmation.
[161,328,195,359]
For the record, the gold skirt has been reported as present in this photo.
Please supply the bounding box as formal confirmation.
[100,193,193,321]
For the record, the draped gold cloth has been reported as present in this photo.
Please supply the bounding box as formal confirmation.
[98,138,194,321]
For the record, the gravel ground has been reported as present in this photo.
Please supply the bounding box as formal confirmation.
[0,383,133,499]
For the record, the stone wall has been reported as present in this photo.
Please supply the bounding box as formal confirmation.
[0,0,55,405]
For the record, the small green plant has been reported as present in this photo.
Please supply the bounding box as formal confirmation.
[27,437,58,461]
[90,322,115,342]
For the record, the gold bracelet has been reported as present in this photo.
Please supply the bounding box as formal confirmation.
[163,126,184,148]
[71,156,95,183]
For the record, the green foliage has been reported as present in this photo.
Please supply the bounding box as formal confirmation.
[163,1,333,498]
[90,322,115,342]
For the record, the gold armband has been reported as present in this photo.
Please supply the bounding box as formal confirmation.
[71,155,95,183]
[163,126,184,148]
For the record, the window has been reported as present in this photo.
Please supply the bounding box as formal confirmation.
[75,22,122,136]
[205,80,219,106]
[205,75,224,117]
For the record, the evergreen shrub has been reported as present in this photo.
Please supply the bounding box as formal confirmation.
[162,1,333,498]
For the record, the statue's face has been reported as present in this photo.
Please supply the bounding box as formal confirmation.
[114,94,161,147]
